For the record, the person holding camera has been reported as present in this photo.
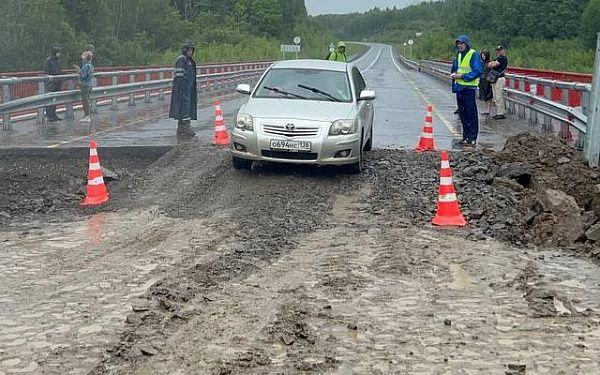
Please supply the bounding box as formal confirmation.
[488,45,508,120]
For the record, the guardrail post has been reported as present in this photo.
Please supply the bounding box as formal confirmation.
[517,77,526,119]
[542,84,554,132]
[128,73,136,107]
[144,73,151,103]
[584,32,600,167]
[37,81,45,124]
[158,71,165,101]
[2,83,11,130]
[111,76,119,110]
[507,78,516,115]
[65,79,75,120]
[529,83,538,126]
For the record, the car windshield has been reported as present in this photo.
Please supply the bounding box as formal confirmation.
[254,68,352,103]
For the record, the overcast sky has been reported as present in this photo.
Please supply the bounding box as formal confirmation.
[305,0,423,15]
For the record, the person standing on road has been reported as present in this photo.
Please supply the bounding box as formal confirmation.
[479,50,493,116]
[488,45,508,120]
[450,35,483,146]
[43,46,63,122]
[169,40,198,138]
[75,50,94,123]
[328,42,348,63]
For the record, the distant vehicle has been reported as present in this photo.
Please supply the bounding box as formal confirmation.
[231,59,376,173]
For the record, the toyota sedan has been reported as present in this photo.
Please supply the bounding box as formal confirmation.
[231,59,375,173]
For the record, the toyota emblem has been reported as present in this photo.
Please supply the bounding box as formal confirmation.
[285,123,295,130]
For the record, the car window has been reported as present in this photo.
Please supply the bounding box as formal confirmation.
[352,68,366,98]
[254,68,352,103]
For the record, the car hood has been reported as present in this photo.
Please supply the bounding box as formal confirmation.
[240,98,355,122]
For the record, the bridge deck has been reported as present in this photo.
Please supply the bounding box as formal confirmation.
[0,44,534,151]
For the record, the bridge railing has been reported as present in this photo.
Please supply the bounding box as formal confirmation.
[0,61,272,130]
[402,57,593,152]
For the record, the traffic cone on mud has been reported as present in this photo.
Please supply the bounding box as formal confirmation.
[416,104,436,153]
[81,140,110,206]
[212,99,231,146]
[432,151,466,227]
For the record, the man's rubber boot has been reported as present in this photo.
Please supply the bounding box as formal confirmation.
[177,120,196,138]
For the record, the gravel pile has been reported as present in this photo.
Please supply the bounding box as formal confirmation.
[367,132,600,258]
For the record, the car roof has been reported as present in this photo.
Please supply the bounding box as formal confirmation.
[271,59,349,72]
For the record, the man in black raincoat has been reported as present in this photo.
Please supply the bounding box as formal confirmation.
[169,41,197,137]
[43,46,63,122]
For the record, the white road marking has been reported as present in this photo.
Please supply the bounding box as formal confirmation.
[362,47,383,73]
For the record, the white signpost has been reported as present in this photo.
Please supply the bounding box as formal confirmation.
[407,39,414,60]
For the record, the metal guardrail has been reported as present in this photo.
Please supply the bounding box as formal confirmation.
[401,57,594,153]
[0,62,272,130]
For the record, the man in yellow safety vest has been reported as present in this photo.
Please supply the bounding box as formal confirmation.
[450,35,483,146]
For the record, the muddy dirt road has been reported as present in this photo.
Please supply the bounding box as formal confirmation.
[2,138,600,374]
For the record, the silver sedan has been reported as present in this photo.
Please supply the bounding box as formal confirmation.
[231,59,375,173]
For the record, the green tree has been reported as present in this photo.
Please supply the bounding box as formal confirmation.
[581,0,600,48]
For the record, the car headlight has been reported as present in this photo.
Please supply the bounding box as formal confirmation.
[236,113,254,131]
[329,119,355,136]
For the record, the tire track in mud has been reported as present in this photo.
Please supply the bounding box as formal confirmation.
[90,143,361,374]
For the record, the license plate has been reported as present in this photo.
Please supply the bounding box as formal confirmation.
[270,139,311,152]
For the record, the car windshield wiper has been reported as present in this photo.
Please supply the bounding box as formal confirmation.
[263,86,306,99]
[297,84,342,102]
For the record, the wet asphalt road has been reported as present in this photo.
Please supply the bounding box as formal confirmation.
[0,44,522,151]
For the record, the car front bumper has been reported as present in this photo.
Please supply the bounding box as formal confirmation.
[230,128,361,165]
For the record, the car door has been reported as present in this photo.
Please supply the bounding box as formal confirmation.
[351,67,371,144]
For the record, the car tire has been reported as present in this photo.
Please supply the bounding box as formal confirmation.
[363,136,372,151]
[232,156,253,170]
[347,132,363,174]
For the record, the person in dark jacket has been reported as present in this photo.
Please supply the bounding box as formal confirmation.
[479,50,493,115]
[169,40,198,137]
[450,35,483,146]
[75,50,94,122]
[43,46,62,122]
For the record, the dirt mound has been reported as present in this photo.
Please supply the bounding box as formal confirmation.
[367,132,600,258]
[0,147,170,227]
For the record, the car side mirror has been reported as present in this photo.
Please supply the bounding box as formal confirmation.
[236,84,252,95]
[359,89,376,101]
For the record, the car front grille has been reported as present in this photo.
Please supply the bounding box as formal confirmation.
[262,124,319,137]
[261,150,318,160]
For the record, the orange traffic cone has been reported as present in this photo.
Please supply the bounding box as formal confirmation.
[81,140,109,206]
[432,151,466,227]
[212,99,231,146]
[416,104,436,152]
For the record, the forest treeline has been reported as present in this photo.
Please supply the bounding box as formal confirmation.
[0,0,334,72]
[315,0,600,73]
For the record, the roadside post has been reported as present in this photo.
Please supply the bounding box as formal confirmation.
[585,32,600,167]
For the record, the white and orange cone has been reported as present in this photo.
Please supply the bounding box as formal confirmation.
[81,140,109,206]
[212,99,231,146]
[416,104,436,153]
[432,150,466,227]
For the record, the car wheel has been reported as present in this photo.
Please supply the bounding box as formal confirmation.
[232,156,253,170]
[347,132,364,174]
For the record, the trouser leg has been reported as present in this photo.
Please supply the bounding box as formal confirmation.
[463,89,479,141]
[493,77,506,115]
[81,89,91,116]
[46,105,56,118]
[457,92,468,140]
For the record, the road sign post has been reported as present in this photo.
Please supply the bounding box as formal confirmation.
[408,39,414,60]
[585,33,600,167]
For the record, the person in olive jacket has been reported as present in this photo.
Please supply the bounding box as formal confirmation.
[43,46,63,122]
[169,40,198,137]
